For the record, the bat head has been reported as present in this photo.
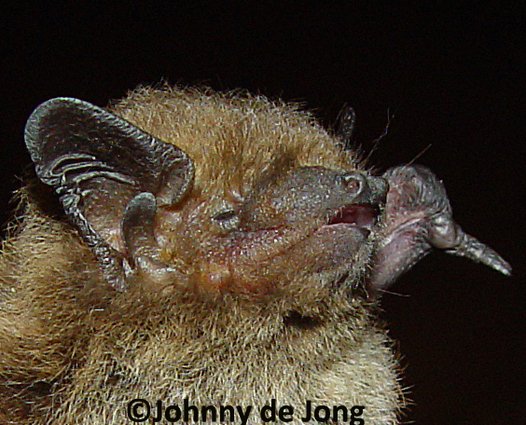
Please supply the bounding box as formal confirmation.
[24,87,387,307]
[10,86,509,424]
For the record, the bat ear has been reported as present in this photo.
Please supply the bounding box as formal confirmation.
[24,97,194,290]
[335,104,356,150]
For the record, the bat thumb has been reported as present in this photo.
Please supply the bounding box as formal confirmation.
[445,232,512,277]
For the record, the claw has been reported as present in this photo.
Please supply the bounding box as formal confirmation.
[447,232,512,276]
[425,203,512,277]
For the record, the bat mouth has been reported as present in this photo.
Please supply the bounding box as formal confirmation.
[326,204,379,236]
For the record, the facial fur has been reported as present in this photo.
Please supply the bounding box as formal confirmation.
[0,85,510,424]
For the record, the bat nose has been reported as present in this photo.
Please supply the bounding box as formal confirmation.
[340,172,388,205]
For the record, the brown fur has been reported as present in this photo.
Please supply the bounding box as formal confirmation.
[0,86,405,424]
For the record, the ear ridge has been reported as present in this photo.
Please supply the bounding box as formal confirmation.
[24,97,194,195]
[24,97,194,290]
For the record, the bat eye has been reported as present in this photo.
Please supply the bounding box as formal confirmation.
[212,209,240,232]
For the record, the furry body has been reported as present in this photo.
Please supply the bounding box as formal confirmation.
[1,86,508,424]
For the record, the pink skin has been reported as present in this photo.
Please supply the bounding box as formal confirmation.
[154,197,379,295]
[25,98,511,296]
[368,165,511,291]
[127,165,511,296]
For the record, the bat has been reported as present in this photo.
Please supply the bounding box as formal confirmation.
[0,86,511,424]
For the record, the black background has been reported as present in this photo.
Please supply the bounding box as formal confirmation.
[3,4,525,424]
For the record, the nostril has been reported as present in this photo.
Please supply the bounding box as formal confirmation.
[340,173,365,195]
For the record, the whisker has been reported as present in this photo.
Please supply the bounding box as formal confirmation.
[364,108,394,164]
[376,288,411,297]
[406,143,432,166]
